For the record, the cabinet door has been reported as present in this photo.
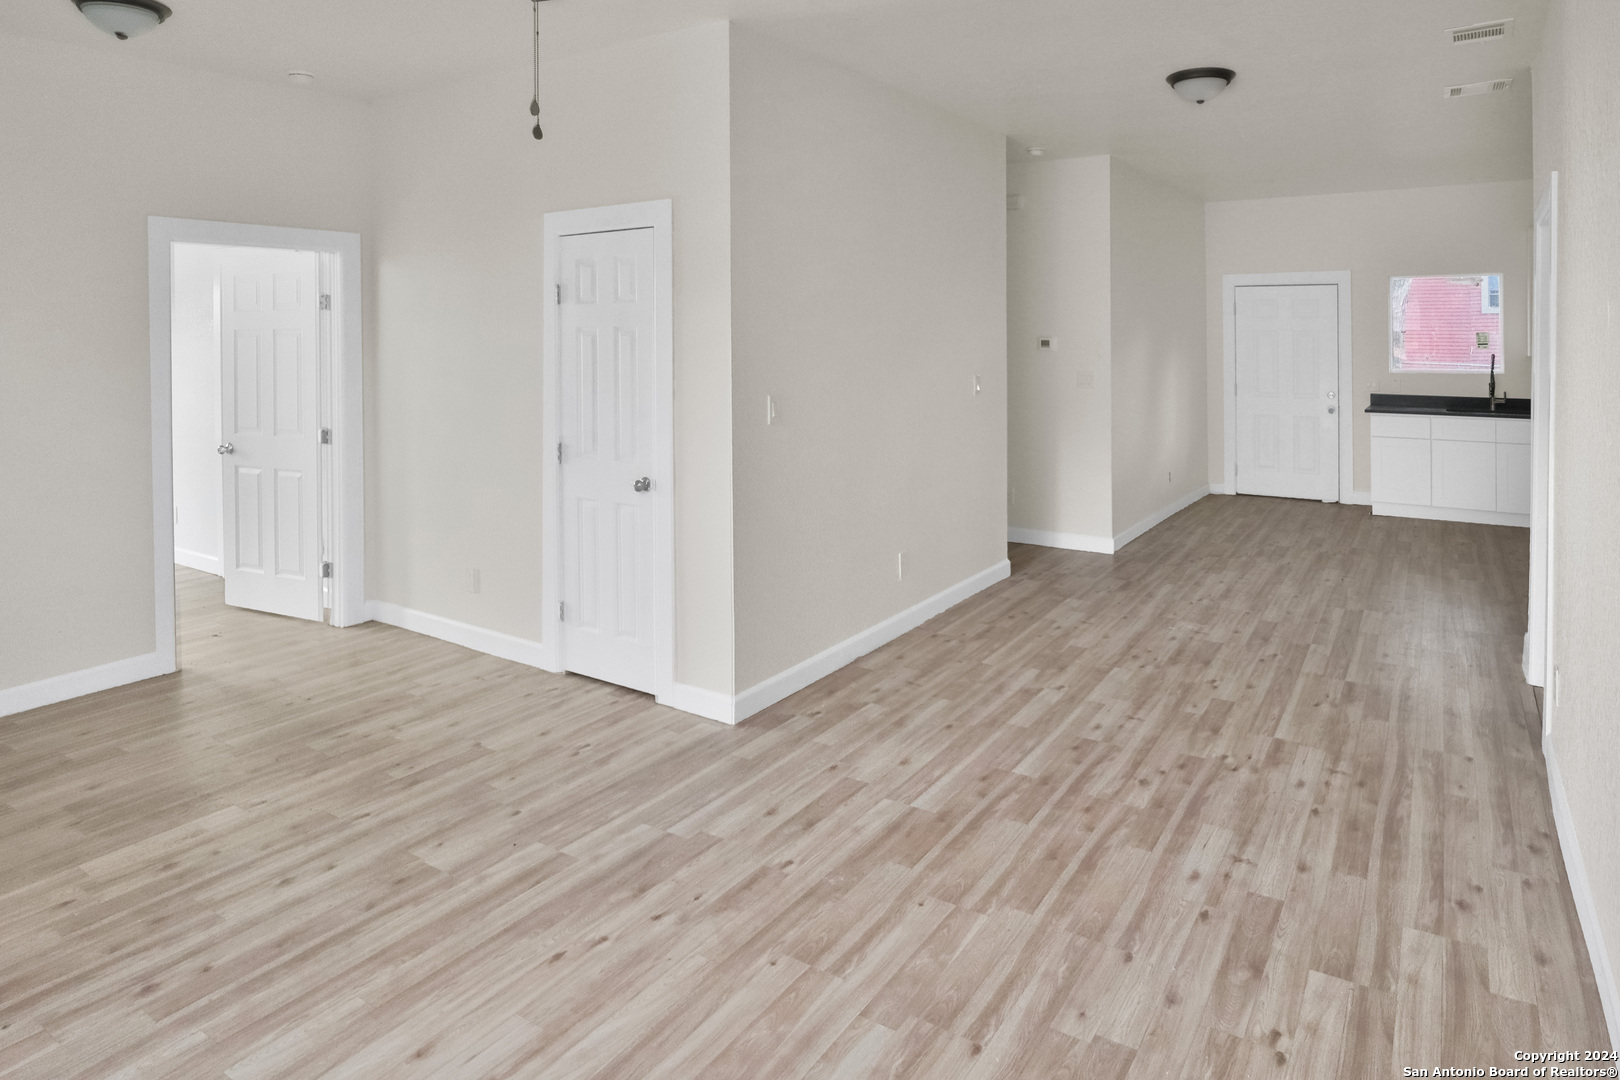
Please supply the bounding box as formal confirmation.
[1432,439,1497,511]
[1497,442,1532,515]
[1372,436,1431,505]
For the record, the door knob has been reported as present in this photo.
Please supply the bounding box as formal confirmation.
[217,443,234,455]
[1327,407,1336,414]
[633,477,651,492]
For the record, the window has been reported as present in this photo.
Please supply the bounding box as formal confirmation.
[1390,274,1504,372]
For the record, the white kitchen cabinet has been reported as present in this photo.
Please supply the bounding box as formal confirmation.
[1370,413,1530,526]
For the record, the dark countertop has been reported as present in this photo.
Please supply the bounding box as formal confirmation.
[1365,393,1531,418]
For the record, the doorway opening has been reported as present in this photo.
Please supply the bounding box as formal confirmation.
[148,218,365,675]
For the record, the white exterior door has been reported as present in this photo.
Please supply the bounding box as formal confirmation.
[1234,284,1339,501]
[218,247,323,621]
[559,228,657,693]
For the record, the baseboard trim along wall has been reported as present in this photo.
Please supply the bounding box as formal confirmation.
[1009,487,1211,556]
[0,651,171,720]
[1113,486,1210,552]
[364,601,557,671]
[657,682,737,725]
[1342,489,1372,507]
[708,558,1013,726]
[1007,527,1114,554]
[175,548,221,576]
[1544,737,1620,1048]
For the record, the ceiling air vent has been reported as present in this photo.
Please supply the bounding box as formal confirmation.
[1444,78,1514,98]
[1449,20,1512,45]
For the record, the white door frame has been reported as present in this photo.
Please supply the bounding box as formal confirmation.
[147,216,366,673]
[1221,272,1354,501]
[1525,174,1558,695]
[540,200,674,702]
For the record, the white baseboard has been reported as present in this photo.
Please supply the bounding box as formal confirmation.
[1113,485,1211,551]
[364,601,558,671]
[658,682,737,725]
[725,558,1011,724]
[1544,737,1620,1048]
[175,548,222,576]
[1007,526,1114,554]
[1210,483,1237,496]
[1373,502,1529,528]
[0,651,172,720]
[1342,489,1372,506]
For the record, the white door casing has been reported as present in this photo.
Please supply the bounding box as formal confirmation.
[218,247,324,621]
[1526,174,1558,690]
[1233,284,1341,501]
[557,227,658,693]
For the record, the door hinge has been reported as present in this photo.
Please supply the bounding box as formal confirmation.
[557,442,563,465]
[558,601,565,621]
[322,561,333,579]
[555,284,562,305]
[319,294,331,311]
[320,428,332,445]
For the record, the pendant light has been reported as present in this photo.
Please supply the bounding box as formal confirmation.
[1166,67,1236,105]
[529,0,551,140]
[73,0,172,40]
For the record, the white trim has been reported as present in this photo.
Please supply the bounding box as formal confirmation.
[1342,489,1372,506]
[1222,272,1354,503]
[365,601,556,670]
[1210,484,1237,496]
[174,548,222,576]
[1371,502,1528,528]
[1007,527,1114,554]
[541,201,674,691]
[1544,737,1620,1048]
[0,652,169,720]
[658,683,738,726]
[716,559,1012,725]
[1113,486,1210,551]
[148,217,367,656]
[1526,174,1558,690]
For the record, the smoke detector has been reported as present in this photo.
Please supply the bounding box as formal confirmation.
[1444,78,1514,98]
[287,71,316,86]
[1448,20,1512,45]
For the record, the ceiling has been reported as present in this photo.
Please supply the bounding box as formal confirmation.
[2,0,1543,200]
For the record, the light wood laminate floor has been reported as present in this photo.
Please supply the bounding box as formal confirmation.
[0,496,1606,1078]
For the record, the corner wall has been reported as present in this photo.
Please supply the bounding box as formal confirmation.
[1109,159,1208,537]
[0,31,373,699]
[1007,157,1113,544]
[1534,0,1620,1044]
[369,22,735,694]
[729,28,1008,696]
[1204,181,1534,495]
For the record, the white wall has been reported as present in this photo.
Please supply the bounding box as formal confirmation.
[171,243,223,575]
[0,31,372,695]
[1534,0,1620,1043]
[1110,158,1207,537]
[1205,181,1533,495]
[729,29,1007,692]
[369,22,735,694]
[1007,157,1113,542]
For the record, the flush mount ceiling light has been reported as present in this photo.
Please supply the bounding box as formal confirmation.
[1026,146,1047,157]
[1167,67,1235,104]
[73,0,172,40]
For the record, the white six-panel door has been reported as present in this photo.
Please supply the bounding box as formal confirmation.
[1234,284,1340,501]
[218,247,323,621]
[559,228,657,693]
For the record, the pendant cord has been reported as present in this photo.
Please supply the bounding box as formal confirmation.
[530,0,543,140]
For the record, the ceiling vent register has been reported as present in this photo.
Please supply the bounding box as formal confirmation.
[1445,78,1513,98]
[1449,20,1512,44]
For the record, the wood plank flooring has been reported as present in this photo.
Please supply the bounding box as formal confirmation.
[0,495,1607,1078]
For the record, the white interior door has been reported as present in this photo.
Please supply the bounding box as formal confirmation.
[559,228,657,693]
[1234,284,1340,501]
[218,247,323,621]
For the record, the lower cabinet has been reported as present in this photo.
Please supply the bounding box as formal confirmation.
[1370,413,1531,526]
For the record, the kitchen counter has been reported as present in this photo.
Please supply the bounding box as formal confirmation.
[1365,392,1531,418]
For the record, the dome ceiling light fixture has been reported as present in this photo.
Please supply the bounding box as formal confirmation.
[73,0,172,40]
[1167,67,1236,104]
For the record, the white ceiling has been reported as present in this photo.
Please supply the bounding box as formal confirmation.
[2,0,1542,200]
